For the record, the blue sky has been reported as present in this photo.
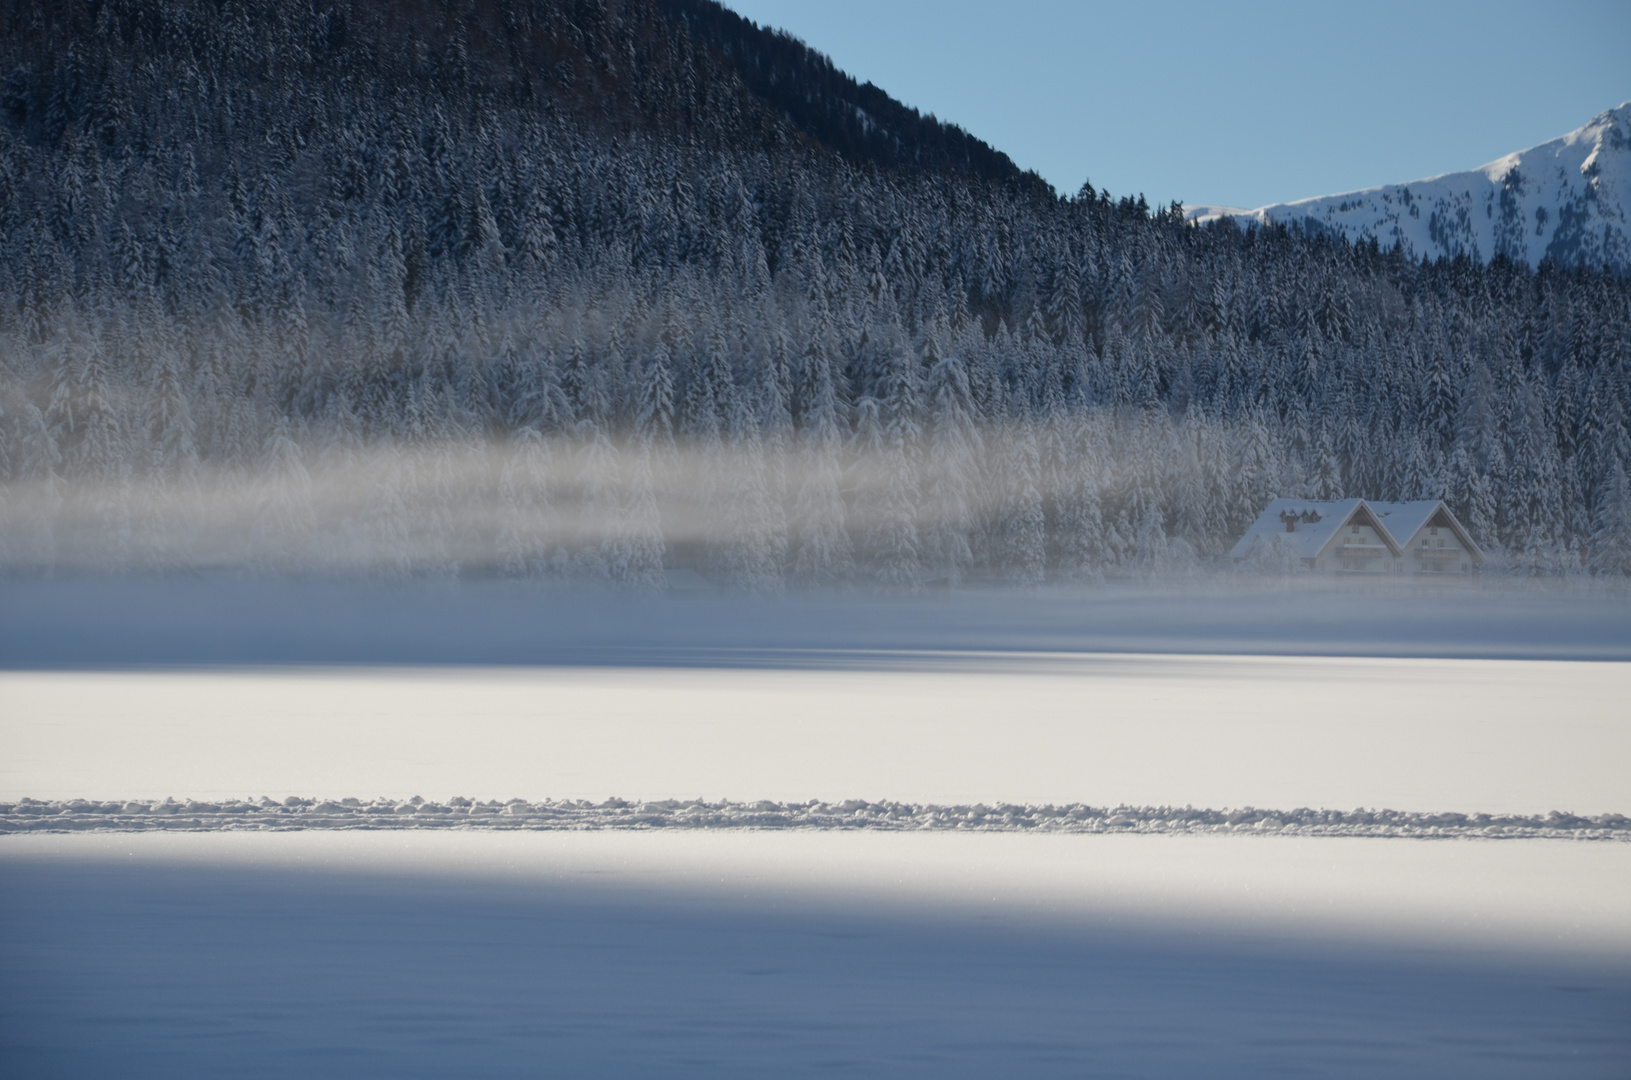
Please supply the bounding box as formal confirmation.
[722,0,1631,210]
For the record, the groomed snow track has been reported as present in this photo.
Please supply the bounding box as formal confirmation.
[5,797,1626,841]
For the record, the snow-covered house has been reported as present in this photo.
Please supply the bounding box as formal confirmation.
[1368,501,1484,576]
[1229,499,1400,574]
[1230,498,1482,576]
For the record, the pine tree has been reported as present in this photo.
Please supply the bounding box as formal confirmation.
[571,420,616,583]
[615,436,669,589]
[790,338,852,583]
[1051,413,1109,581]
[1588,460,1631,576]
[253,416,312,570]
[922,356,981,585]
[1001,424,1047,586]
[714,384,784,591]
[15,403,63,569]
[872,330,923,588]
[497,427,555,578]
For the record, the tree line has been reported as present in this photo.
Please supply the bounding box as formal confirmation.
[1,0,1627,580]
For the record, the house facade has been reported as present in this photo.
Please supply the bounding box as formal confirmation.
[1230,498,1483,577]
[1369,501,1484,576]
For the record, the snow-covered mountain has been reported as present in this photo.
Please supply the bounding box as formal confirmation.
[1188,102,1631,273]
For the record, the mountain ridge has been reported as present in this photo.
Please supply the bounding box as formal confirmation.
[1188,102,1631,274]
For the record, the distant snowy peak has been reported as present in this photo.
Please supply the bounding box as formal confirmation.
[1189,102,1631,273]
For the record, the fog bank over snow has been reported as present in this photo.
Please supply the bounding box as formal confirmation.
[1189,102,1631,273]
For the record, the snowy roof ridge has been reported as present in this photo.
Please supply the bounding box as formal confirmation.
[1228,497,1375,561]
[1228,497,1493,562]
[1369,500,1484,562]
[1364,500,1441,545]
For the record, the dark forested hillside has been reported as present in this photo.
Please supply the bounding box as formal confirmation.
[654,0,1050,193]
[1,0,1628,582]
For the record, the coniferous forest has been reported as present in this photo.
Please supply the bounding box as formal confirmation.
[2,0,1629,582]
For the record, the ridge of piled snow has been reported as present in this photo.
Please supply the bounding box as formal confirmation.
[4,797,1625,841]
[1189,102,1631,272]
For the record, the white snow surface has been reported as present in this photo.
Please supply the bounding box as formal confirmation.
[1184,202,1253,224]
[4,655,1628,815]
[1188,102,1631,271]
[5,582,1629,1076]
[2,829,1627,1078]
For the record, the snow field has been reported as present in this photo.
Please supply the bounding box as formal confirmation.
[5,593,1628,1075]
[3,654,1627,814]
[8,828,1631,961]
[2,829,1628,1079]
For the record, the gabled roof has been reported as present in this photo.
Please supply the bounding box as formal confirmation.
[1229,498,1397,560]
[1366,501,1441,547]
[1369,500,1485,562]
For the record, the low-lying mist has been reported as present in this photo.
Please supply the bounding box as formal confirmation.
[2,421,1223,583]
[4,417,1618,585]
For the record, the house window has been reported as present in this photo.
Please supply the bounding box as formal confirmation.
[1351,525,1360,534]
[1430,526,1438,535]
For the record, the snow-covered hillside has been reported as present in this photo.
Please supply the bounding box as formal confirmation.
[1190,102,1631,273]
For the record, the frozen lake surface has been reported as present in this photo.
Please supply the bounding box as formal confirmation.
[4,655,1628,814]
[5,576,1631,667]
[3,579,1628,1076]
[3,830,1629,1080]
